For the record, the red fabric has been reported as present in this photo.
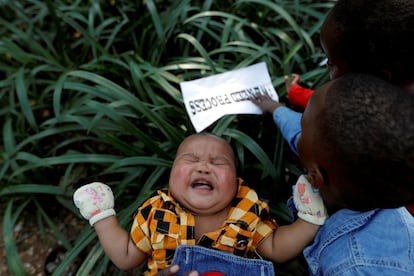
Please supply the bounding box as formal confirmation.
[406,203,414,216]
[288,84,315,109]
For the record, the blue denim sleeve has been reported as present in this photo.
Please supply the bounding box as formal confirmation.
[272,107,302,155]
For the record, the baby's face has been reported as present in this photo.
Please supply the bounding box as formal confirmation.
[169,134,238,216]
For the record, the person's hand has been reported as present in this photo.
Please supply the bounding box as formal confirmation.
[284,73,301,91]
[250,93,282,114]
[73,182,116,226]
[293,175,327,225]
[155,265,199,276]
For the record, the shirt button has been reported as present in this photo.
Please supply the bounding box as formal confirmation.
[237,239,248,247]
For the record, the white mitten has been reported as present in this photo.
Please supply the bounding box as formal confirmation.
[73,182,116,226]
[293,175,327,225]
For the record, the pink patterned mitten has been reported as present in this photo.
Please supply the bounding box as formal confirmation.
[293,175,327,225]
[73,182,116,226]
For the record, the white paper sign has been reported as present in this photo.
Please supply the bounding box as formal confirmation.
[180,62,279,132]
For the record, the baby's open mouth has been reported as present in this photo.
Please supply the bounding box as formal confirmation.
[191,180,213,190]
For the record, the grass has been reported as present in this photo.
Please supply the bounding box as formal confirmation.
[0,0,334,274]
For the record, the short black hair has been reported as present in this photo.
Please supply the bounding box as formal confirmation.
[317,73,414,209]
[329,0,414,83]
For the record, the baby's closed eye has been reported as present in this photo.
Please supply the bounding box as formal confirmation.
[211,157,231,166]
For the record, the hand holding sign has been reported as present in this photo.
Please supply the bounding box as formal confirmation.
[180,62,279,132]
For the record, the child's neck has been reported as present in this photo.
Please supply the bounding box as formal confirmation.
[193,205,231,240]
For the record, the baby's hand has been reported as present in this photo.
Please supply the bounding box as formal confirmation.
[73,182,116,226]
[293,175,327,225]
[284,73,301,91]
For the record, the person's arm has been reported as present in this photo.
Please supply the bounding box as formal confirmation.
[288,85,314,109]
[250,93,302,155]
[94,216,147,270]
[250,93,283,113]
[257,175,327,262]
[272,107,302,155]
[257,218,319,263]
[73,182,147,270]
[284,73,314,109]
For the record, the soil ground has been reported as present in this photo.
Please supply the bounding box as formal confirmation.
[0,209,85,276]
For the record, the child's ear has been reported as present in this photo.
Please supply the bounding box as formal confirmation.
[307,166,325,189]
[376,68,394,82]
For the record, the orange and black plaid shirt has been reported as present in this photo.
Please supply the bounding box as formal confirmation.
[130,178,277,275]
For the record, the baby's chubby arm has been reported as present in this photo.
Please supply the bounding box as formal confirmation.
[73,182,147,270]
[94,215,146,269]
[257,218,319,263]
[257,175,327,262]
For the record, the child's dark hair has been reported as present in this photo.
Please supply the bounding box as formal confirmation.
[329,0,414,84]
[317,73,414,209]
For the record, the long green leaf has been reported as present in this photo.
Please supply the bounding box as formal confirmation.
[145,0,164,42]
[3,201,28,276]
[224,128,277,179]
[0,184,71,197]
[15,68,37,130]
[176,33,217,73]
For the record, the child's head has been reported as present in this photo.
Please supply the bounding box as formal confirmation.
[298,73,414,212]
[169,133,238,216]
[320,0,414,89]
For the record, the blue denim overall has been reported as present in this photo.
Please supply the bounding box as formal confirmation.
[171,245,275,276]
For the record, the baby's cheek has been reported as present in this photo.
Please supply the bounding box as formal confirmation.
[169,168,188,188]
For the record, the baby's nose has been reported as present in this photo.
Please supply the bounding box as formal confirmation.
[197,161,210,174]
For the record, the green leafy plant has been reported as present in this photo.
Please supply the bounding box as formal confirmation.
[0,0,334,274]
